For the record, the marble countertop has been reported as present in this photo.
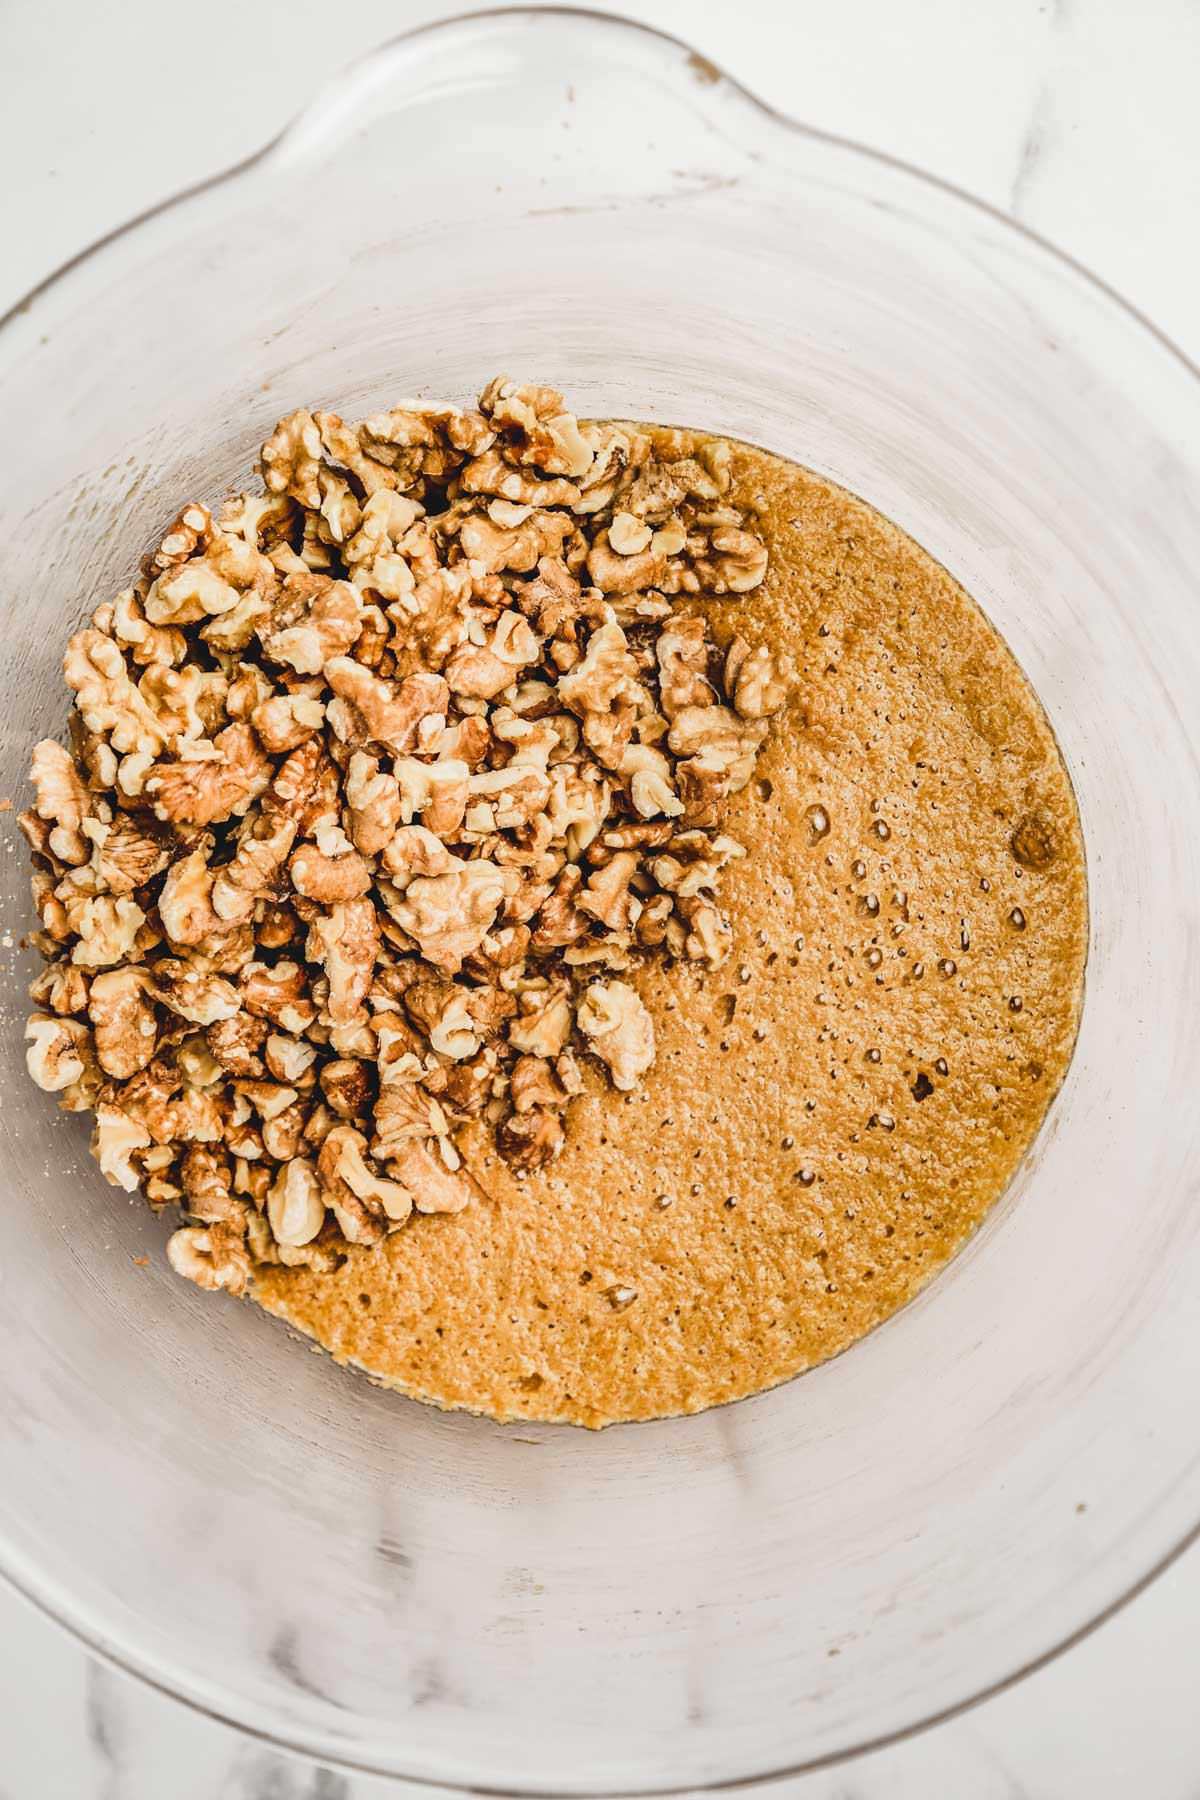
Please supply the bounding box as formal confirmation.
[3,1,1198,1793]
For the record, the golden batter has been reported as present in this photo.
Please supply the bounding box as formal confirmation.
[252,433,1088,1427]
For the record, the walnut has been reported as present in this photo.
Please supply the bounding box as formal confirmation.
[70,894,146,968]
[29,739,91,865]
[94,1104,152,1190]
[88,967,158,1078]
[137,663,228,747]
[402,979,486,1060]
[25,1014,91,1091]
[211,809,298,923]
[382,858,504,974]
[619,744,683,821]
[464,764,552,833]
[634,891,674,948]
[145,533,274,626]
[167,1222,249,1294]
[667,705,769,795]
[673,894,732,968]
[93,812,172,894]
[650,832,745,898]
[206,1011,268,1078]
[578,851,642,930]
[318,1125,411,1234]
[30,962,91,1017]
[586,534,665,595]
[343,488,425,584]
[461,451,581,511]
[509,1054,574,1113]
[63,630,166,757]
[444,611,540,699]
[507,984,572,1057]
[179,1144,239,1223]
[176,1034,224,1088]
[306,898,379,1024]
[264,1033,317,1083]
[320,1058,371,1118]
[656,614,713,719]
[146,722,271,827]
[529,865,589,949]
[576,979,655,1090]
[239,959,317,1034]
[557,620,645,731]
[380,823,454,881]
[464,922,530,983]
[728,639,794,719]
[265,1157,326,1248]
[478,377,594,478]
[152,501,214,570]
[458,508,573,575]
[666,525,768,595]
[199,590,273,654]
[251,691,325,753]
[388,759,469,838]
[314,411,400,498]
[158,849,223,947]
[288,837,372,903]
[344,752,403,854]
[261,1100,308,1162]
[257,902,301,950]
[325,658,448,753]
[261,409,324,508]
[497,1105,564,1170]
[268,737,333,827]
[260,574,363,673]
[386,1137,475,1214]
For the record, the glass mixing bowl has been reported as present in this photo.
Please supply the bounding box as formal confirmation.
[2,9,1199,1791]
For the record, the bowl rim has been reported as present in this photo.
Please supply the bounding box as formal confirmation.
[3,6,1200,1791]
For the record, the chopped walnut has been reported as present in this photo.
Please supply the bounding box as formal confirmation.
[325,658,448,753]
[320,1058,371,1118]
[668,705,769,796]
[318,1124,411,1233]
[146,722,271,827]
[343,752,403,854]
[261,409,324,509]
[384,858,505,975]
[88,967,159,1079]
[260,574,363,674]
[211,809,298,923]
[306,899,379,1024]
[29,739,91,865]
[93,812,172,895]
[166,1222,249,1294]
[25,1014,91,1092]
[25,376,786,1286]
[497,1105,565,1170]
[728,638,794,720]
[576,980,655,1091]
[70,894,146,968]
[266,1157,326,1248]
[207,1011,268,1079]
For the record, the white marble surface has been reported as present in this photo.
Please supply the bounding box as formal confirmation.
[2,0,1199,1793]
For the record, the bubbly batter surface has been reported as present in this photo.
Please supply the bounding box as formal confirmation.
[253,432,1087,1426]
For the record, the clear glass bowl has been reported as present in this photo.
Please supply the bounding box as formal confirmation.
[2,10,1199,1792]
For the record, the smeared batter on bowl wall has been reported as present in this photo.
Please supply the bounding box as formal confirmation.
[254,433,1087,1425]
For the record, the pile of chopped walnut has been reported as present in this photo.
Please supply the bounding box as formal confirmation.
[21,378,791,1295]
